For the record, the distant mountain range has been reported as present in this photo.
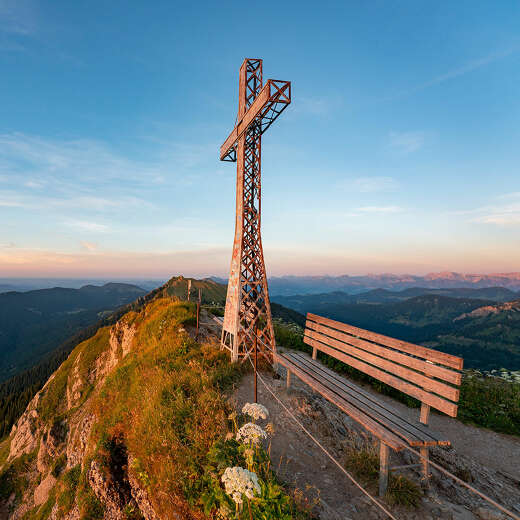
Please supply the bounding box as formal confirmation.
[0,283,146,381]
[0,278,164,294]
[260,272,520,296]
[273,286,519,308]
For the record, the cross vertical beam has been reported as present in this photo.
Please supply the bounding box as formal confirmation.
[220,59,291,362]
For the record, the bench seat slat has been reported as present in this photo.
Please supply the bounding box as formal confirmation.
[306,320,461,386]
[290,352,447,444]
[307,313,463,371]
[304,335,458,417]
[288,352,449,446]
[304,327,460,402]
[274,352,406,451]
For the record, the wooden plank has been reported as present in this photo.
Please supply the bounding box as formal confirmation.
[306,320,461,386]
[290,352,448,444]
[274,353,406,451]
[303,336,458,417]
[286,353,447,446]
[307,313,464,370]
[305,328,460,402]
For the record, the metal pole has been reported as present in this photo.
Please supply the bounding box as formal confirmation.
[196,288,201,339]
[254,322,258,403]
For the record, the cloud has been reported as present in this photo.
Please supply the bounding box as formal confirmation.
[80,241,98,251]
[0,0,36,36]
[458,193,520,227]
[65,220,108,233]
[356,205,403,214]
[342,176,399,193]
[374,47,518,106]
[388,131,425,154]
[419,48,517,90]
[296,95,342,116]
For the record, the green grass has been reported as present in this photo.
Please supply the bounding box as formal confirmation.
[344,440,421,508]
[458,373,520,436]
[0,451,35,505]
[1,297,314,519]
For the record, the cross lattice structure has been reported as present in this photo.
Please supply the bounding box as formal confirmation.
[220,58,291,362]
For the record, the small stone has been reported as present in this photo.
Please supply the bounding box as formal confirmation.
[474,506,506,520]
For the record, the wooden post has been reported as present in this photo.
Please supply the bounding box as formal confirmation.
[419,402,431,485]
[379,442,389,497]
[286,369,291,389]
[420,447,430,484]
[420,403,430,425]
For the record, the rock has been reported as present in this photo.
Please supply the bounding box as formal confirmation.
[474,506,506,520]
[452,506,477,520]
[34,474,56,506]
[88,460,127,520]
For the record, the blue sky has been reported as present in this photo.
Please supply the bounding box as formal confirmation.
[1,0,519,278]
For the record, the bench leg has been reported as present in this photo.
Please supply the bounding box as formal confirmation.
[312,347,317,360]
[379,442,389,497]
[286,369,291,389]
[421,446,430,485]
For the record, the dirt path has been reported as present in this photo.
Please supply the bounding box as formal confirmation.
[232,366,520,520]
[364,384,520,479]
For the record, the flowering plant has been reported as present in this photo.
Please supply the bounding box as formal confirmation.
[242,402,269,421]
[221,466,261,505]
[236,423,267,445]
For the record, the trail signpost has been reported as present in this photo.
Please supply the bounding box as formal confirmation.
[220,59,291,362]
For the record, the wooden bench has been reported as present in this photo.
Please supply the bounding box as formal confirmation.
[274,312,464,496]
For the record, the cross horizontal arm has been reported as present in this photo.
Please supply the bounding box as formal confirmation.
[220,79,291,162]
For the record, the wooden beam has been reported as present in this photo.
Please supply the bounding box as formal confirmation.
[303,336,458,417]
[306,320,461,385]
[304,328,460,401]
[274,353,405,450]
[379,442,389,497]
[307,313,464,370]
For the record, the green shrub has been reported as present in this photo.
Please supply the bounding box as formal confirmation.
[51,453,67,477]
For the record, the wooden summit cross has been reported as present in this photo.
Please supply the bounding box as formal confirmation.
[220,58,291,362]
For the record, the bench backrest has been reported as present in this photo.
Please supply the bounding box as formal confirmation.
[304,313,463,418]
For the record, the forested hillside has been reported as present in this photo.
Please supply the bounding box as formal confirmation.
[273,293,520,370]
[0,283,146,381]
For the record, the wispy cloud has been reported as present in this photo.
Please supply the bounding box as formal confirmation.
[356,205,403,214]
[295,95,342,117]
[388,131,425,154]
[416,48,517,91]
[0,0,36,36]
[457,193,520,227]
[80,241,98,251]
[341,176,399,193]
[65,220,109,233]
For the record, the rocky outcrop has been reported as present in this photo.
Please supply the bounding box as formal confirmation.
[1,315,153,520]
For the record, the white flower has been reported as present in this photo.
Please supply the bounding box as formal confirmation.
[221,466,261,504]
[242,402,269,421]
[236,423,267,445]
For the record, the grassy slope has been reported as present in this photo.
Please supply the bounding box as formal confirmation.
[1,296,310,519]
